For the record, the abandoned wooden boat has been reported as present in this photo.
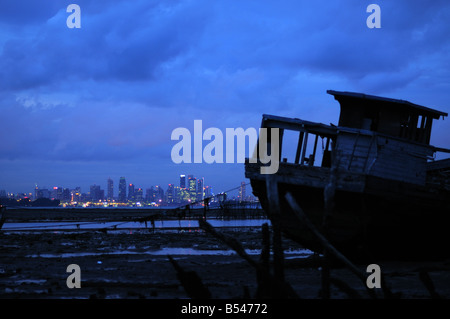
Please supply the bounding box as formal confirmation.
[245,90,450,261]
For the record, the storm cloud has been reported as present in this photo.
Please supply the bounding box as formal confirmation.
[1,0,450,193]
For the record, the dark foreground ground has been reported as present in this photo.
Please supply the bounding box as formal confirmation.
[1,226,450,300]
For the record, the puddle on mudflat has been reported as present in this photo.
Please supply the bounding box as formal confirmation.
[25,247,313,259]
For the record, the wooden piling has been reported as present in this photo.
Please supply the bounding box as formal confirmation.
[321,148,338,299]
[265,175,285,282]
[285,192,378,299]
[168,255,211,299]
[198,218,299,298]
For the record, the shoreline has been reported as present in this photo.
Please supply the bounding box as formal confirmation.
[2,209,450,299]
[3,206,265,222]
[2,227,450,299]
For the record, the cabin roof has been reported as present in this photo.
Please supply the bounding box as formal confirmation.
[327,90,448,119]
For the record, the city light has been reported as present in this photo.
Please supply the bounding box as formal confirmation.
[0,174,258,208]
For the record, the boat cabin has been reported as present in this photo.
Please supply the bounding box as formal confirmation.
[255,90,450,186]
[329,90,447,145]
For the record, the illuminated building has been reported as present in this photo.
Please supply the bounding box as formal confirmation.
[71,187,81,202]
[135,188,143,202]
[188,176,196,202]
[90,185,104,201]
[238,182,246,203]
[128,184,135,201]
[180,187,190,203]
[145,188,153,202]
[107,178,114,200]
[34,186,50,199]
[166,184,174,204]
[51,187,63,200]
[180,174,186,189]
[204,185,211,198]
[118,177,126,202]
[174,186,181,203]
[154,185,164,202]
[197,178,204,202]
[62,188,71,202]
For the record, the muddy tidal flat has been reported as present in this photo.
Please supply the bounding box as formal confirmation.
[2,225,450,301]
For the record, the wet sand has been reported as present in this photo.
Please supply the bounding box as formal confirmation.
[2,225,450,300]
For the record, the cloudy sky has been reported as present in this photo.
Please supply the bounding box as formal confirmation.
[1,0,450,195]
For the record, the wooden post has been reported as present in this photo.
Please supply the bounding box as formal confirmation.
[257,222,271,298]
[198,218,299,299]
[260,223,270,272]
[285,192,378,299]
[265,175,285,282]
[168,255,211,299]
[321,142,338,298]
[295,131,305,164]
[278,128,284,162]
[300,132,309,165]
[419,271,441,299]
[310,134,319,166]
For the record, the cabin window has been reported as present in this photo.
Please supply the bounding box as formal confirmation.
[362,109,379,132]
[278,129,332,168]
[321,137,332,167]
[399,114,430,143]
[399,118,409,139]
[417,115,424,129]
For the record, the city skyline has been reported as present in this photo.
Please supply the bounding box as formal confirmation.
[1,173,252,205]
[1,1,450,196]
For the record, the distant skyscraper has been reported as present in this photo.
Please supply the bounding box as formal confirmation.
[90,184,104,201]
[239,182,246,202]
[174,187,181,204]
[180,174,186,189]
[107,178,114,200]
[62,188,71,202]
[36,188,50,199]
[188,175,196,202]
[51,187,63,200]
[135,188,143,202]
[166,184,174,204]
[153,185,164,203]
[128,183,135,201]
[197,178,204,202]
[180,187,190,203]
[71,187,81,202]
[118,177,127,202]
[145,188,153,202]
[204,186,211,198]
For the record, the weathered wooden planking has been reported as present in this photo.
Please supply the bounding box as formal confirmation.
[245,161,366,193]
[371,137,430,185]
[427,158,450,172]
[335,131,432,185]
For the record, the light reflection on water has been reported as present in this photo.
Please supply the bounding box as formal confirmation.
[25,247,313,259]
[2,219,271,231]
[4,218,317,259]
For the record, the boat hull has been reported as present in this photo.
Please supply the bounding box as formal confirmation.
[248,173,450,262]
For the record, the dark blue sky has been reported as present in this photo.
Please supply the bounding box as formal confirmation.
[1,0,450,195]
